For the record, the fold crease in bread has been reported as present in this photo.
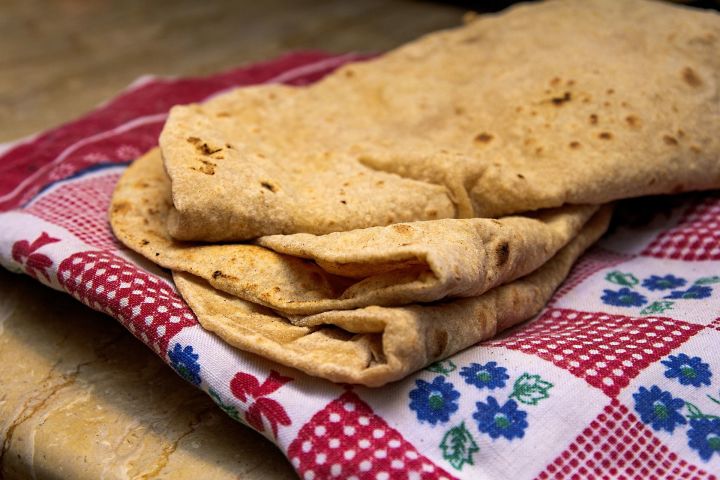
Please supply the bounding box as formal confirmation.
[173,207,610,386]
[111,150,600,316]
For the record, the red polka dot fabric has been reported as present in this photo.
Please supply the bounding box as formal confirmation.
[1,52,719,479]
[25,171,124,251]
[489,309,703,397]
[642,196,720,261]
[537,400,717,480]
[288,392,456,480]
[57,250,197,354]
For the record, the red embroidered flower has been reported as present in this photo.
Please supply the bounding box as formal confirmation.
[11,232,60,281]
[231,370,292,437]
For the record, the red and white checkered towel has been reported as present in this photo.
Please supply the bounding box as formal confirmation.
[1,52,719,480]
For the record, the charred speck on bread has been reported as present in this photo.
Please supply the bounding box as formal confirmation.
[550,91,572,105]
[474,132,494,143]
[261,181,278,192]
[496,241,510,267]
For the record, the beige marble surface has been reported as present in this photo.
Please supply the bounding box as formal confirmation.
[0,269,298,479]
[0,1,466,478]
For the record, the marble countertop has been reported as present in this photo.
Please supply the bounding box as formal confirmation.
[0,1,465,478]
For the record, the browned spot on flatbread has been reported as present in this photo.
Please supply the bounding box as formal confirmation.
[261,181,278,192]
[430,329,449,359]
[198,143,222,155]
[111,201,131,215]
[212,270,222,279]
[663,135,679,146]
[598,132,613,140]
[191,159,216,175]
[682,67,703,87]
[392,224,414,235]
[625,115,641,128]
[550,91,572,105]
[186,136,201,145]
[569,141,581,149]
[474,132,494,143]
[496,241,510,267]
[589,114,598,125]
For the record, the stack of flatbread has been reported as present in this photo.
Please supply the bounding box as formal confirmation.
[110,0,720,386]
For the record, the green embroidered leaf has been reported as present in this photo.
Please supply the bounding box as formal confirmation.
[708,394,720,407]
[440,422,479,470]
[640,300,674,315]
[426,360,457,376]
[605,271,639,287]
[510,373,554,406]
[686,401,704,419]
[695,276,720,286]
[208,388,242,421]
[684,401,720,420]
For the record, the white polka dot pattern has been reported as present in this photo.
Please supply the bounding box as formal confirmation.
[642,196,720,260]
[489,308,703,396]
[57,250,196,354]
[287,392,456,480]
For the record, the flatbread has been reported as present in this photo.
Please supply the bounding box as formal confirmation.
[160,0,720,241]
[110,149,599,315]
[174,206,611,386]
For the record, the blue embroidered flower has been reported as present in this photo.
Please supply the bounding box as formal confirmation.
[460,361,509,390]
[665,285,713,300]
[473,396,528,440]
[601,287,648,307]
[661,353,712,387]
[641,274,687,291]
[168,343,202,385]
[409,376,460,425]
[633,385,686,433]
[687,418,720,461]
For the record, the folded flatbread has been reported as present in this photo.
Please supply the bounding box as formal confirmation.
[111,149,599,315]
[173,206,610,386]
[160,0,720,241]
